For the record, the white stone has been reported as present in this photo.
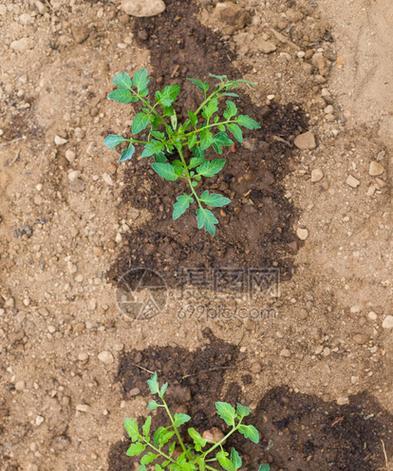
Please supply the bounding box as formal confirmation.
[311,168,324,183]
[296,227,309,240]
[54,135,68,146]
[346,175,360,188]
[120,0,166,17]
[382,315,393,329]
[98,351,114,364]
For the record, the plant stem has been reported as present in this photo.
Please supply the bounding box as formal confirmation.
[194,84,225,116]
[140,436,177,464]
[184,120,236,137]
[202,421,242,460]
[175,145,203,209]
[160,396,188,454]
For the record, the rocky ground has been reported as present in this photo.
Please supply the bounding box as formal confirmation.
[0,0,392,470]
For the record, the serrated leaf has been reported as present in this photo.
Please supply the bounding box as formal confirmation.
[156,84,181,107]
[188,111,198,127]
[237,115,260,130]
[200,129,214,150]
[107,89,138,104]
[153,426,166,446]
[119,145,135,162]
[200,191,231,208]
[173,194,193,220]
[196,208,218,236]
[230,448,242,470]
[141,140,165,158]
[188,427,207,452]
[151,162,179,182]
[197,159,226,177]
[141,453,158,465]
[104,134,127,149]
[132,112,150,134]
[174,413,191,427]
[216,450,235,471]
[133,68,150,94]
[258,465,270,471]
[124,418,139,441]
[214,131,233,148]
[189,155,205,169]
[147,400,159,411]
[227,123,243,143]
[188,78,209,93]
[126,442,146,457]
[160,383,168,397]
[158,430,175,447]
[147,372,159,394]
[188,133,198,150]
[142,416,151,439]
[223,100,238,120]
[215,402,236,426]
[236,403,251,418]
[238,424,260,444]
[202,97,218,121]
[112,71,132,89]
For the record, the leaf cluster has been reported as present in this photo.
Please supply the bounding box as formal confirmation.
[123,373,270,471]
[105,69,260,235]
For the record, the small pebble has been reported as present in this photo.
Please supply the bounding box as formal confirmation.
[294,131,316,150]
[296,227,309,241]
[346,175,360,188]
[368,161,384,177]
[54,135,68,146]
[311,168,324,183]
[98,351,114,364]
[382,315,393,329]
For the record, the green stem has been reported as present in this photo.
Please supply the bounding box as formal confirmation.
[175,145,203,209]
[194,84,225,116]
[184,120,236,137]
[140,436,177,464]
[132,90,164,123]
[202,421,242,460]
[161,396,188,454]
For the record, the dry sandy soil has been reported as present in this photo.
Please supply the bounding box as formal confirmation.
[0,0,393,470]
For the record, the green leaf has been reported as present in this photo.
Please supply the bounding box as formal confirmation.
[155,84,181,107]
[216,450,235,471]
[258,465,270,471]
[147,372,159,394]
[119,145,135,162]
[138,465,147,471]
[173,194,193,220]
[189,154,205,169]
[158,430,175,447]
[214,131,233,148]
[238,424,260,444]
[141,453,158,465]
[151,163,179,182]
[209,73,228,81]
[188,111,198,127]
[174,413,191,427]
[196,208,218,236]
[112,71,132,89]
[197,159,226,177]
[133,68,150,94]
[160,383,168,397]
[142,416,151,439]
[215,402,236,426]
[107,89,138,104]
[237,115,260,130]
[104,134,127,149]
[202,97,218,121]
[147,400,159,411]
[223,100,238,120]
[227,123,243,143]
[200,129,214,150]
[124,418,139,441]
[188,427,207,452]
[126,442,146,457]
[200,191,231,208]
[230,448,242,470]
[141,140,165,158]
[155,465,164,471]
[223,92,240,98]
[236,403,251,418]
[153,426,166,446]
[188,133,198,150]
[132,112,150,134]
[188,78,209,93]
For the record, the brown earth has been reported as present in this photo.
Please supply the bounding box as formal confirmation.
[0,0,392,470]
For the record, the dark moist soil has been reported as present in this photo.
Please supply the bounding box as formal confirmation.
[108,0,308,288]
[108,333,393,471]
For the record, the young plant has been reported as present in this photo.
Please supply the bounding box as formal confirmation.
[104,68,260,236]
[123,373,270,471]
